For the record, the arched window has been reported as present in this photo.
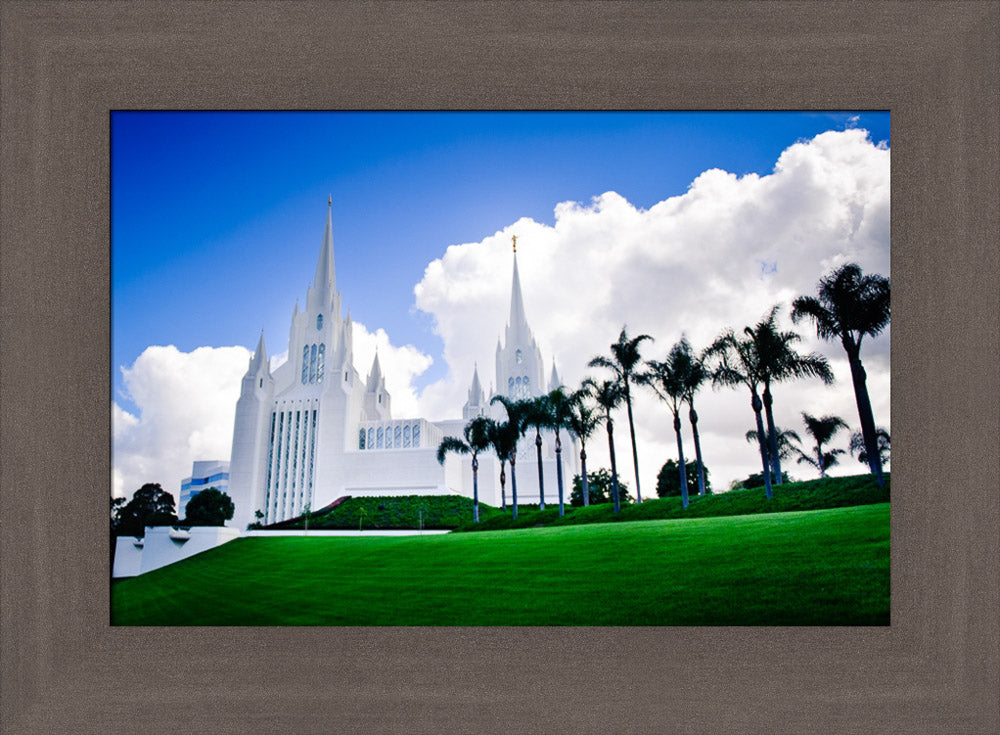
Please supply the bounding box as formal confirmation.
[316,343,325,383]
[301,346,309,384]
[515,348,523,364]
[309,344,317,383]
[523,376,530,396]
[377,427,384,449]
[412,423,421,447]
[316,314,323,330]
[508,377,515,395]
[394,425,402,448]
[403,425,411,447]
[368,428,374,449]
[359,429,366,450]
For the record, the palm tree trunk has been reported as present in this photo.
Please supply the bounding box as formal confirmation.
[580,446,590,506]
[752,391,773,499]
[607,418,621,513]
[509,451,519,520]
[555,431,565,517]
[499,461,507,512]
[673,412,689,508]
[624,384,642,503]
[472,455,480,523]
[816,444,826,478]
[762,384,782,485]
[535,428,545,509]
[846,346,885,487]
[689,402,707,495]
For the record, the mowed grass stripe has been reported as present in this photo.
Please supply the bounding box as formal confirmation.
[112,503,889,625]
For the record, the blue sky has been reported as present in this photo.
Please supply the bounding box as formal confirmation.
[112,111,889,412]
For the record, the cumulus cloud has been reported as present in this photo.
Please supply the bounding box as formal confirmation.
[112,345,251,498]
[413,128,891,490]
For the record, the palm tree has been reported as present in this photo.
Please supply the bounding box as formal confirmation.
[791,263,890,486]
[545,387,576,517]
[707,322,774,498]
[523,394,553,510]
[589,326,653,503]
[638,340,693,508]
[436,415,493,523]
[749,305,834,485]
[682,340,710,496]
[486,417,516,513]
[849,427,890,468]
[794,413,849,478]
[583,377,625,513]
[745,426,802,462]
[490,395,530,519]
[566,384,600,507]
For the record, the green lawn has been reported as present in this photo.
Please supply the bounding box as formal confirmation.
[112,503,889,626]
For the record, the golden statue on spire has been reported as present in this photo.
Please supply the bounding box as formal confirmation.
[512,234,517,254]
[328,194,332,207]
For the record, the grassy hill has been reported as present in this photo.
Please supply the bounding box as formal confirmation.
[112,503,889,626]
[459,472,890,532]
[260,473,888,532]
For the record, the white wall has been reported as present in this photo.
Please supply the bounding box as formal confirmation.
[112,526,241,578]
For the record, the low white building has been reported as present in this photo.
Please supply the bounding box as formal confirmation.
[228,204,578,530]
[178,460,230,521]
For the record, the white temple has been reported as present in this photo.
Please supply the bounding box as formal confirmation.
[228,203,577,529]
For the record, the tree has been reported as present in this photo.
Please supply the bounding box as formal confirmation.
[545,387,577,516]
[707,320,775,499]
[589,326,653,503]
[638,339,695,508]
[656,459,711,498]
[745,426,802,461]
[113,483,178,538]
[183,487,235,526]
[566,385,601,507]
[681,339,710,496]
[570,469,632,506]
[437,415,493,523]
[522,394,553,509]
[792,263,890,486]
[849,427,890,468]
[747,305,834,485]
[490,395,531,520]
[583,377,625,513]
[248,509,265,531]
[794,413,849,478]
[486,416,517,513]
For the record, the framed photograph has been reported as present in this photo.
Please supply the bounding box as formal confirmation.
[2,2,996,733]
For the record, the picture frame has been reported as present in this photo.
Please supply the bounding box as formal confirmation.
[1,2,996,732]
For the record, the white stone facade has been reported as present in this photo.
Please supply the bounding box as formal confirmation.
[227,206,578,530]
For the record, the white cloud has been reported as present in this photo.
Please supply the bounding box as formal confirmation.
[413,128,891,491]
[112,345,251,498]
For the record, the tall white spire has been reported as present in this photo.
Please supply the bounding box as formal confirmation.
[314,198,336,294]
[248,330,269,375]
[507,239,530,339]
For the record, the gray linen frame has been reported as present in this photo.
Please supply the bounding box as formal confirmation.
[1,2,997,733]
